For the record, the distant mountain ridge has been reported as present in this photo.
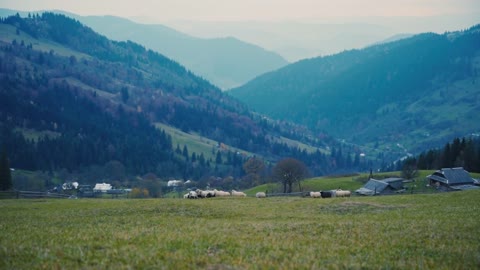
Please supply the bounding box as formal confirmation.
[372,33,414,46]
[168,13,480,62]
[76,14,291,89]
[230,25,480,155]
[0,9,287,90]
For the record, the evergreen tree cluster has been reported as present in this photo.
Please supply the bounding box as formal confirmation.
[393,137,480,173]
[0,81,175,177]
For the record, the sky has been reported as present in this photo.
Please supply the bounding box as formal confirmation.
[2,0,479,61]
[2,0,480,22]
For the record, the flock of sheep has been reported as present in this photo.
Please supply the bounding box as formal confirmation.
[183,189,350,199]
[183,189,248,199]
[306,189,351,198]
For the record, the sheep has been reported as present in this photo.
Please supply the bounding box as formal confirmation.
[193,189,218,198]
[188,190,198,199]
[214,189,231,197]
[320,191,332,198]
[256,192,266,198]
[195,189,210,198]
[195,189,204,198]
[205,190,216,198]
[336,189,351,197]
[221,191,231,196]
[309,191,321,198]
[184,191,198,199]
[231,190,247,197]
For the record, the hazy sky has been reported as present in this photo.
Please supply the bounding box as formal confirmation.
[2,0,480,22]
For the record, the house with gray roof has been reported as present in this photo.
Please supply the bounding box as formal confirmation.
[427,167,479,191]
[355,177,406,196]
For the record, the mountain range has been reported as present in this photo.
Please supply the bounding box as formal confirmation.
[0,12,352,187]
[0,8,288,90]
[1,10,478,189]
[168,14,480,62]
[230,25,480,156]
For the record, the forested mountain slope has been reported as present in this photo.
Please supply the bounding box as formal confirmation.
[0,13,348,186]
[230,25,480,154]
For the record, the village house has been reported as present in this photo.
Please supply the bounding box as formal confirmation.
[93,183,112,192]
[355,177,406,196]
[427,167,479,191]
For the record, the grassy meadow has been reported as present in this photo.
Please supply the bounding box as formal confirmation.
[155,122,220,161]
[1,190,480,269]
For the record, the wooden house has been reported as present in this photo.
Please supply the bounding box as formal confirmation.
[355,177,406,196]
[427,167,479,191]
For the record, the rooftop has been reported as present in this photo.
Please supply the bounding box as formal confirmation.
[427,167,474,186]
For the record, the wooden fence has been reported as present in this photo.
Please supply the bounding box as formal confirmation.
[0,191,72,199]
[265,191,309,197]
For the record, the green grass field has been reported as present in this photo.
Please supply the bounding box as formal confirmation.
[155,122,225,161]
[1,190,479,269]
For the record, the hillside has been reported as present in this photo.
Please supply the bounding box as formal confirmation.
[230,25,480,156]
[0,13,349,187]
[0,9,288,90]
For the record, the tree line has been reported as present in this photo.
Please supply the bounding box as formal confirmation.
[392,137,480,173]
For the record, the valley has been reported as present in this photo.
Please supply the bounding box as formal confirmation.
[1,3,480,270]
[0,12,345,189]
[0,11,479,194]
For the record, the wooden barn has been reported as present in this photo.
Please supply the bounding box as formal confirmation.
[355,177,406,196]
[427,167,479,191]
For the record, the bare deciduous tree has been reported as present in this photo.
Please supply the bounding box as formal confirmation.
[243,157,265,186]
[272,158,308,193]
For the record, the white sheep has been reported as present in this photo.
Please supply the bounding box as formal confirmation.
[195,189,210,198]
[309,191,321,198]
[231,190,247,197]
[256,192,266,198]
[184,191,198,199]
[206,190,216,198]
[194,189,216,198]
[336,189,351,197]
[214,189,231,197]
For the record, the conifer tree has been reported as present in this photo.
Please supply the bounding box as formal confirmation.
[0,150,13,191]
[215,151,222,164]
[182,145,189,161]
